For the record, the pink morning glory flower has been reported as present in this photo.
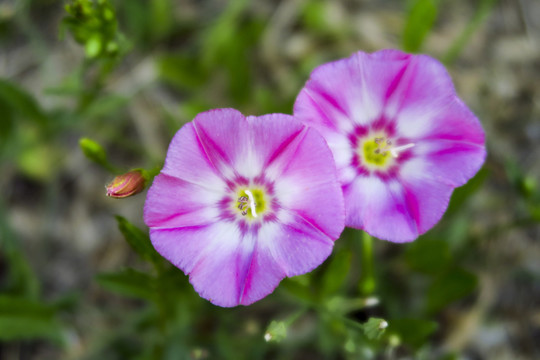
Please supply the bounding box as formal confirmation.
[144,109,345,307]
[294,49,486,242]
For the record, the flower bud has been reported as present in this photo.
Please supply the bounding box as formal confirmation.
[264,321,287,343]
[363,317,388,340]
[106,170,148,198]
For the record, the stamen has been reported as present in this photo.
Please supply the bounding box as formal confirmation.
[244,190,258,218]
[238,196,248,210]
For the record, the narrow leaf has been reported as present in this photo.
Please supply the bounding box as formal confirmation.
[115,216,160,263]
[0,79,49,126]
[96,268,156,300]
[0,296,63,342]
[402,0,437,53]
[321,247,352,296]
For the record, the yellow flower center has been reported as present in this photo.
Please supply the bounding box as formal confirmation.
[359,135,415,169]
[236,188,266,219]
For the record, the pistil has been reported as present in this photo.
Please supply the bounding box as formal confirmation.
[374,137,414,158]
[238,190,258,217]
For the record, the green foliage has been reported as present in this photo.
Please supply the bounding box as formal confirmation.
[402,0,438,53]
[446,166,488,217]
[62,0,126,59]
[406,238,451,274]
[0,207,40,299]
[504,159,540,221]
[426,268,478,314]
[97,268,156,300]
[0,79,53,178]
[115,216,161,264]
[157,54,209,91]
[0,79,48,126]
[387,318,438,349]
[0,0,510,358]
[0,296,64,342]
[320,246,352,296]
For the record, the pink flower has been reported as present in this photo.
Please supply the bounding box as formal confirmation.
[294,50,486,242]
[144,109,345,307]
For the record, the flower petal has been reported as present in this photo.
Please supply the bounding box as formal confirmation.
[191,108,248,179]
[411,139,486,188]
[149,222,247,307]
[294,50,412,133]
[274,128,345,239]
[413,98,485,144]
[385,54,457,135]
[399,162,455,235]
[189,231,257,307]
[258,220,334,278]
[245,113,306,180]
[144,173,223,229]
[345,177,418,242]
[161,120,226,189]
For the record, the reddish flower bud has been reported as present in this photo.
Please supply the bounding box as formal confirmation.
[106,170,148,198]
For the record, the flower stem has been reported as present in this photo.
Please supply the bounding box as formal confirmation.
[359,231,376,295]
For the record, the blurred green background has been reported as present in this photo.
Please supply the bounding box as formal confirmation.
[1,0,539,359]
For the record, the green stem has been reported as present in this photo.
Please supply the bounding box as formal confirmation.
[359,231,376,296]
[284,308,308,327]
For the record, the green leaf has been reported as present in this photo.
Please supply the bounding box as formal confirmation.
[446,166,488,217]
[0,97,14,147]
[157,54,208,90]
[150,0,174,41]
[320,247,352,296]
[387,318,438,348]
[280,276,314,304]
[405,238,451,274]
[115,216,160,264]
[0,296,63,342]
[0,79,48,126]
[402,0,437,53]
[426,268,478,314]
[363,317,388,340]
[0,204,40,298]
[82,94,128,118]
[96,268,156,300]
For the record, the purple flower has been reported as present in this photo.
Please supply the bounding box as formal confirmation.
[294,49,486,242]
[144,109,345,307]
